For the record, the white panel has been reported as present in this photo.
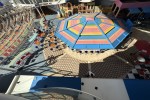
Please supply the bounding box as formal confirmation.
[80,78,129,100]
[11,75,35,94]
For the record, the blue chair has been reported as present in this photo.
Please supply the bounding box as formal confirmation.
[0,2,3,7]
[126,19,133,33]
[128,8,141,14]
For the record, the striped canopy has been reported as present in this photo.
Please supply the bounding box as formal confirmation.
[55,13,129,50]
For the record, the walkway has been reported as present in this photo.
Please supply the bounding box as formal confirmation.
[63,47,116,62]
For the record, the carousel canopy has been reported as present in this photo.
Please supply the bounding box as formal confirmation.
[55,13,129,50]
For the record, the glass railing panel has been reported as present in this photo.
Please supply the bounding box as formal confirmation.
[43,0,49,2]
[19,0,25,4]
[24,0,31,4]
[36,0,43,3]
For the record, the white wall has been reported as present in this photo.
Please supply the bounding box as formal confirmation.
[80,78,130,100]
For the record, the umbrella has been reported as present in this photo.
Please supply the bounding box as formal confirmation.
[55,13,129,50]
[134,40,150,55]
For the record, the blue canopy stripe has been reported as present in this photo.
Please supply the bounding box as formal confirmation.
[78,35,108,39]
[106,25,122,37]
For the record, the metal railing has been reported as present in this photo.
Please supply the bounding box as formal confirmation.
[17,87,103,100]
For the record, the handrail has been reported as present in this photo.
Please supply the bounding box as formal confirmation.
[35,87,103,100]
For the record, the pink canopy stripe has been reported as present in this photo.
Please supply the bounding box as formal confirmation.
[100,23,114,34]
[81,25,102,35]
[86,17,94,21]
[76,39,110,44]
[68,24,83,35]
[60,31,76,43]
[58,20,65,32]
[109,28,125,43]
